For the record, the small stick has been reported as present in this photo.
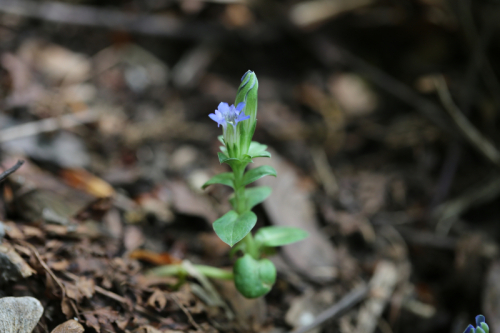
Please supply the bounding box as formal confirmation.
[434,75,500,167]
[0,110,99,143]
[0,160,24,183]
[289,285,369,333]
[0,0,220,40]
[170,294,202,332]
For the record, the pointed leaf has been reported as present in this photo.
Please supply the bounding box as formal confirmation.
[246,186,272,209]
[251,151,271,158]
[255,226,308,247]
[248,141,271,158]
[218,152,238,164]
[242,166,277,186]
[213,211,257,247]
[202,172,234,189]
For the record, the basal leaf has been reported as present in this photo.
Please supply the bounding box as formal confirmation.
[254,226,308,247]
[202,172,234,189]
[213,211,257,247]
[242,166,277,186]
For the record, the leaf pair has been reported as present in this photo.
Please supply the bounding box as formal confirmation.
[213,211,308,248]
[202,166,277,190]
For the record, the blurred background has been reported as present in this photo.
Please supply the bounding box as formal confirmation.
[1,0,500,332]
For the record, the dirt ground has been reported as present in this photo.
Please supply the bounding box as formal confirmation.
[0,0,500,332]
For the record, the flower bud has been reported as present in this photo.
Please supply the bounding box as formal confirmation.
[235,70,258,156]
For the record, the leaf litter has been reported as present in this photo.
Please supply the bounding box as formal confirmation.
[0,1,499,332]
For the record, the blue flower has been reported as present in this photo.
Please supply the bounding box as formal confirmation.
[209,102,248,129]
[463,315,489,333]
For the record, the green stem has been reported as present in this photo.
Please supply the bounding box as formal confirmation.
[149,264,234,280]
[232,163,246,214]
[232,162,259,259]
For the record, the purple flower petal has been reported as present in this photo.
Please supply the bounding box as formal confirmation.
[463,324,475,333]
[217,102,230,113]
[235,113,250,124]
[210,101,250,128]
[236,102,246,112]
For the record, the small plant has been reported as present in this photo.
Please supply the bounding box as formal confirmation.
[464,315,489,333]
[151,71,308,298]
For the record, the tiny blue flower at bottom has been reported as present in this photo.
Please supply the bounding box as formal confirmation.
[463,315,489,333]
[209,102,248,129]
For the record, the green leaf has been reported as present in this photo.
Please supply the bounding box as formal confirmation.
[218,135,225,145]
[255,226,308,247]
[228,186,272,211]
[202,172,234,189]
[233,254,276,298]
[242,166,277,186]
[218,152,252,170]
[213,211,257,247]
[220,146,228,155]
[246,186,272,209]
[218,152,238,164]
[247,141,271,158]
[251,151,271,158]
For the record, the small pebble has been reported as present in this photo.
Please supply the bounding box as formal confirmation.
[0,296,44,333]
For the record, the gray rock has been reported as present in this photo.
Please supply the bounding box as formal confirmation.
[0,297,44,333]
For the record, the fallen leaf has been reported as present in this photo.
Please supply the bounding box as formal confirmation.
[60,168,115,198]
[0,242,35,283]
[51,319,84,333]
[147,289,168,311]
[129,249,181,265]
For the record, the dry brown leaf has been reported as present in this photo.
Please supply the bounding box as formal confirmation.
[83,313,100,333]
[51,319,84,333]
[60,168,115,198]
[147,289,168,311]
[3,222,25,240]
[124,225,145,252]
[129,249,181,265]
[60,297,74,319]
[168,181,218,223]
[0,242,35,283]
[133,326,162,333]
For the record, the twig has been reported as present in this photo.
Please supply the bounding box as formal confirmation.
[0,110,99,143]
[356,261,398,333]
[434,177,500,234]
[433,75,500,167]
[0,160,24,183]
[311,146,338,198]
[170,294,203,332]
[0,0,221,40]
[18,240,80,318]
[289,285,369,333]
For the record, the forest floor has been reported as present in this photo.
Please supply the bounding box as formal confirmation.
[0,0,500,332]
